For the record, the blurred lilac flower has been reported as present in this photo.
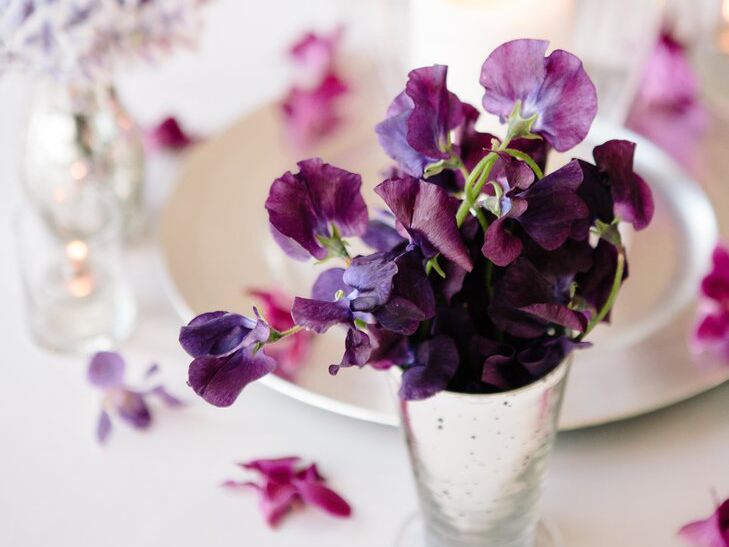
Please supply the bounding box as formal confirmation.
[627,31,707,173]
[266,158,368,261]
[375,65,466,177]
[145,116,197,152]
[482,159,589,266]
[179,311,276,407]
[289,27,343,87]
[480,39,597,151]
[282,74,348,148]
[679,497,729,547]
[0,0,208,82]
[223,457,351,527]
[693,246,729,359]
[249,289,313,380]
[375,176,472,271]
[88,352,183,444]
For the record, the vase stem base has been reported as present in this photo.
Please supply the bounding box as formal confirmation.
[394,514,563,547]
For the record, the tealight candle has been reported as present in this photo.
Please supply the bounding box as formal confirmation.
[15,199,136,353]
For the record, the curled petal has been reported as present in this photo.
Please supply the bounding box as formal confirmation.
[344,252,399,310]
[88,351,125,389]
[483,217,523,267]
[179,311,261,358]
[292,297,352,333]
[330,328,371,375]
[188,348,277,407]
[376,177,472,271]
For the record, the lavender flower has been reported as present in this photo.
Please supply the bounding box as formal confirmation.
[223,457,351,527]
[88,352,183,444]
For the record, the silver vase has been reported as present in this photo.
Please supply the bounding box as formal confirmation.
[396,358,570,547]
[23,78,146,241]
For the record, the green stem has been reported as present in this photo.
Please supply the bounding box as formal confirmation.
[579,247,625,340]
[502,148,544,179]
[268,324,304,343]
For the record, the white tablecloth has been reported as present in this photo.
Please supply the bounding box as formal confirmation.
[1,2,728,545]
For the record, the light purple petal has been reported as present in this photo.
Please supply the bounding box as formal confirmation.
[149,386,185,408]
[311,268,349,301]
[113,389,152,430]
[291,297,352,333]
[179,311,259,358]
[188,348,277,407]
[88,352,125,389]
[329,328,371,375]
[96,410,112,444]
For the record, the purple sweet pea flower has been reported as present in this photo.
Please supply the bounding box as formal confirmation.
[679,498,729,547]
[693,246,729,359]
[482,160,589,266]
[88,352,184,444]
[591,140,654,230]
[223,457,351,527]
[375,65,465,177]
[179,311,276,407]
[375,176,472,271]
[480,39,597,151]
[266,158,368,261]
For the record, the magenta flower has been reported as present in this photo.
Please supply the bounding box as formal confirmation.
[266,158,368,261]
[693,246,729,358]
[249,289,313,380]
[223,457,351,527]
[679,498,729,546]
[289,27,343,86]
[88,352,184,444]
[282,74,349,148]
[375,65,466,177]
[179,311,276,407]
[480,39,597,151]
[145,116,197,152]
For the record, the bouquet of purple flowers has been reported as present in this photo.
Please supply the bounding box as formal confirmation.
[179,39,654,406]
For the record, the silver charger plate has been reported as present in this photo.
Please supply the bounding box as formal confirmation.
[159,96,729,430]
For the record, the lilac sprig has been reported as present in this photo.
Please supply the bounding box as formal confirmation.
[87,352,184,444]
[178,38,654,406]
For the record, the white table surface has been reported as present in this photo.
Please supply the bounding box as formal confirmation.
[1,2,728,546]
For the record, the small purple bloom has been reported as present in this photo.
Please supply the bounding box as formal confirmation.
[592,140,654,230]
[375,65,465,177]
[179,312,276,407]
[266,158,368,261]
[289,27,343,85]
[88,352,184,444]
[223,457,351,527]
[679,498,729,547]
[482,160,589,266]
[400,335,459,400]
[693,246,729,359]
[376,176,472,271]
[480,39,597,151]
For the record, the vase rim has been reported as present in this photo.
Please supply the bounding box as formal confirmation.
[392,354,571,403]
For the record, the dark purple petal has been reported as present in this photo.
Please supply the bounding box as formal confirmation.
[179,312,260,358]
[368,326,414,369]
[375,177,472,271]
[146,116,196,151]
[480,39,597,151]
[258,482,300,527]
[517,336,577,378]
[293,479,352,518]
[361,218,407,252]
[188,348,277,407]
[149,386,185,408]
[96,410,112,444]
[701,246,729,306]
[292,297,352,333]
[517,303,588,333]
[376,92,432,177]
[481,353,514,391]
[330,328,372,375]
[593,140,654,230]
[242,457,301,482]
[399,335,459,400]
[265,159,368,260]
[577,239,627,322]
[482,217,523,267]
[374,296,428,335]
[113,389,152,430]
[87,351,125,389]
[392,249,436,319]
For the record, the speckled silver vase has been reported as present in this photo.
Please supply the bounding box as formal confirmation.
[23,78,146,241]
[395,358,570,547]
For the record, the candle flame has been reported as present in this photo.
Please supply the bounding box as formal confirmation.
[724,0,729,22]
[65,240,89,262]
[67,274,94,298]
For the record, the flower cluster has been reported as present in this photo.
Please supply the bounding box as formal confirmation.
[88,352,184,444]
[223,457,351,527]
[179,39,654,406]
[282,27,348,148]
[679,497,729,546]
[0,0,207,82]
